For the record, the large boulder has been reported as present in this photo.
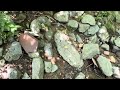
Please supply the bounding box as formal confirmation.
[54,31,84,68]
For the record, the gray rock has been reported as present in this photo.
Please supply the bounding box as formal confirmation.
[44,43,53,57]
[8,68,21,79]
[45,30,54,41]
[0,47,3,57]
[38,39,46,48]
[54,32,84,68]
[30,19,41,34]
[69,33,76,41]
[0,59,5,67]
[82,44,100,60]
[32,57,44,79]
[116,51,120,58]
[37,16,51,26]
[0,39,2,45]
[98,26,109,42]
[78,23,90,33]
[4,42,22,62]
[101,44,109,51]
[114,37,120,47]
[54,11,69,23]
[116,29,120,35]
[88,34,99,44]
[44,61,58,73]
[76,34,83,43]
[97,55,113,76]
[28,52,40,58]
[67,20,78,30]
[69,11,84,18]
[75,72,85,79]
[22,72,31,79]
[110,36,116,44]
[81,14,96,25]
[112,45,120,53]
[86,25,99,35]
[112,66,120,79]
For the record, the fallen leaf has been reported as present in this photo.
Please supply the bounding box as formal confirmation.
[78,43,84,48]
[92,58,98,67]
[109,56,116,63]
[51,57,56,64]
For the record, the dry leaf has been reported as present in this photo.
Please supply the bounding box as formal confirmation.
[51,57,56,64]
[109,56,116,63]
[92,58,98,67]
[78,43,84,48]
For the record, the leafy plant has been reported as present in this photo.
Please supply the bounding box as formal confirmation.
[0,11,21,42]
[95,11,116,34]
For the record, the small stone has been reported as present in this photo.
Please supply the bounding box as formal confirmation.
[54,11,69,23]
[8,68,21,79]
[38,39,46,48]
[101,44,109,51]
[116,51,120,58]
[103,51,110,56]
[112,45,120,53]
[114,37,120,47]
[4,42,22,62]
[75,72,85,79]
[30,19,41,34]
[67,20,78,30]
[76,34,83,43]
[97,55,113,76]
[28,52,40,58]
[0,59,5,67]
[69,33,76,41]
[32,57,44,79]
[22,72,31,79]
[112,66,120,79]
[86,25,99,35]
[82,44,100,60]
[44,43,53,58]
[81,14,96,25]
[45,30,54,41]
[0,48,3,57]
[98,26,109,42]
[78,23,90,33]
[44,61,58,73]
[88,34,99,44]
[110,36,116,44]
[69,11,84,18]
[19,33,38,53]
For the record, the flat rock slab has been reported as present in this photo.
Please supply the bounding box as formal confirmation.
[19,33,38,53]
[82,44,100,60]
[32,57,44,79]
[54,31,84,68]
[97,55,113,76]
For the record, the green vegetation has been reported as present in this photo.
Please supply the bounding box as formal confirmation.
[0,11,21,43]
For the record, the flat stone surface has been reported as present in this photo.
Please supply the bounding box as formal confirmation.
[19,33,38,53]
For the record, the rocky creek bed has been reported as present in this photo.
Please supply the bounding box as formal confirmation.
[0,11,120,79]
